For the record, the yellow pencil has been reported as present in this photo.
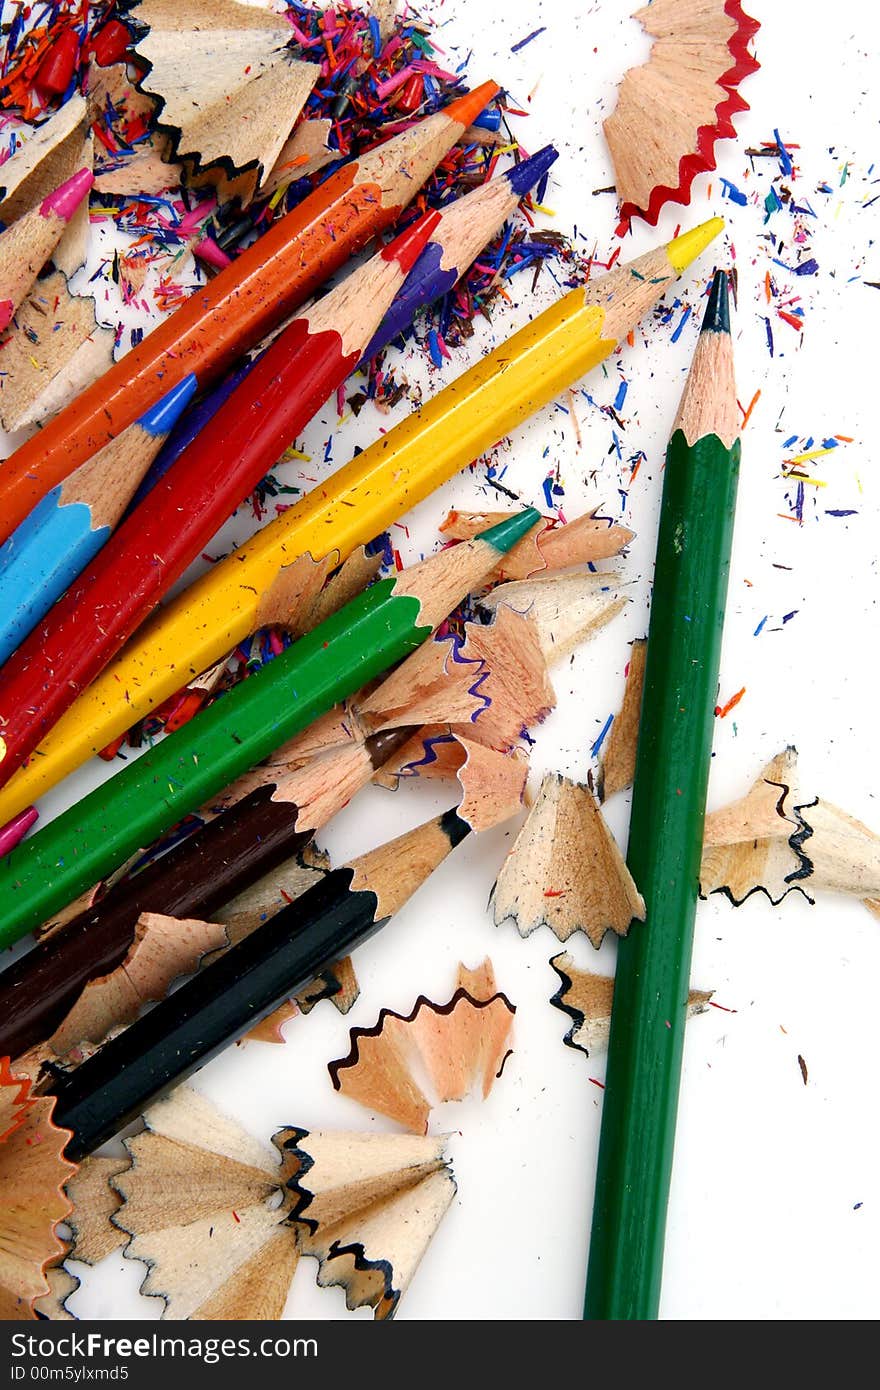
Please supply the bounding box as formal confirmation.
[0,218,722,823]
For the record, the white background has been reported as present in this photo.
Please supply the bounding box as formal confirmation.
[6,0,880,1321]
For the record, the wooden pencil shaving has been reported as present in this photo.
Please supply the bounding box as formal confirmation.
[252,551,335,634]
[106,1087,452,1320]
[220,847,329,947]
[0,1058,76,1320]
[329,960,515,1132]
[479,570,627,665]
[33,1264,79,1320]
[597,638,647,802]
[65,1155,129,1268]
[549,953,713,1057]
[111,1088,298,1321]
[440,508,634,580]
[377,732,527,830]
[48,914,228,1056]
[0,269,113,434]
[278,1127,454,1321]
[262,118,335,195]
[793,799,880,901]
[133,0,319,206]
[458,605,555,748]
[700,747,806,904]
[304,547,383,629]
[604,0,760,224]
[0,97,92,278]
[356,633,486,735]
[492,772,645,947]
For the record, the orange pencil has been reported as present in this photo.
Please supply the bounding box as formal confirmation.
[0,81,498,545]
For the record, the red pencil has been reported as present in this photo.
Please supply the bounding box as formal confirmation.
[0,81,498,545]
[0,210,441,791]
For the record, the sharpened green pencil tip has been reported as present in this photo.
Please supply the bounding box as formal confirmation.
[479,506,542,554]
[701,269,730,335]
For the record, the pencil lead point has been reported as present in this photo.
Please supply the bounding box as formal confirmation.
[504,144,559,198]
[40,168,94,222]
[382,208,442,274]
[443,80,502,130]
[478,507,542,555]
[665,217,725,274]
[138,375,198,437]
[701,269,731,334]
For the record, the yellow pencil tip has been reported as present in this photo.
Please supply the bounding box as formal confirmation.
[666,217,725,274]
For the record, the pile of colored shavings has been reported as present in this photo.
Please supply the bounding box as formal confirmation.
[0,1,119,120]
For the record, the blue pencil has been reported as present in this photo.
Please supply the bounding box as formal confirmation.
[361,144,558,362]
[0,374,197,668]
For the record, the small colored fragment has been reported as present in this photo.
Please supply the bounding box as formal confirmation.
[492,772,645,946]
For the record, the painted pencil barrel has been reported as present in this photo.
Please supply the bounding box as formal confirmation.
[0,491,108,667]
[584,429,741,1320]
[0,579,426,945]
[5,292,608,808]
[52,867,380,1159]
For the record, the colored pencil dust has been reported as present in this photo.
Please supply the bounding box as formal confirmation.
[584,271,741,1320]
[0,219,724,823]
[50,810,471,1160]
[0,81,498,544]
[0,510,537,945]
[0,211,441,788]
[0,376,197,669]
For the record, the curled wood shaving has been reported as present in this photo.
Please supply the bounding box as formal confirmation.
[700,747,807,905]
[458,605,554,749]
[112,1088,296,1321]
[329,960,515,1132]
[597,638,647,801]
[356,633,486,735]
[439,509,634,580]
[220,843,330,946]
[33,1263,79,1320]
[0,96,92,278]
[65,1156,128,1267]
[277,1127,454,1320]
[252,551,334,634]
[792,798,880,901]
[48,913,227,1054]
[549,953,713,1057]
[263,118,335,196]
[492,772,645,946]
[109,1088,453,1320]
[479,570,627,665]
[0,1059,76,1320]
[303,547,382,629]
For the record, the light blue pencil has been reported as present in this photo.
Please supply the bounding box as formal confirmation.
[0,374,197,668]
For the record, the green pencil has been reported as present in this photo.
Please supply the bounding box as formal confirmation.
[0,508,539,946]
[585,270,740,1320]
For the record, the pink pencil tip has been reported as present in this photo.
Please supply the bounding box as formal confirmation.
[382,208,443,275]
[40,167,94,222]
[0,299,14,332]
[0,805,38,856]
[193,236,232,270]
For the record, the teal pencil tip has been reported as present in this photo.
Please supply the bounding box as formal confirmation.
[139,374,198,437]
[479,506,542,554]
[701,269,730,335]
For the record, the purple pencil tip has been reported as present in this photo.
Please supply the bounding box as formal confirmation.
[504,144,559,198]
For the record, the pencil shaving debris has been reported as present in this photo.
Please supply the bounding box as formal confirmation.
[597,638,647,802]
[478,570,628,666]
[0,1058,76,1321]
[95,1088,452,1320]
[604,0,760,225]
[132,0,319,207]
[278,1127,454,1320]
[549,953,713,1058]
[329,960,515,1133]
[492,772,645,947]
[439,508,634,580]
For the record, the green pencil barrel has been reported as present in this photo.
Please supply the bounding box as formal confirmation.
[0,581,425,946]
[584,429,741,1320]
